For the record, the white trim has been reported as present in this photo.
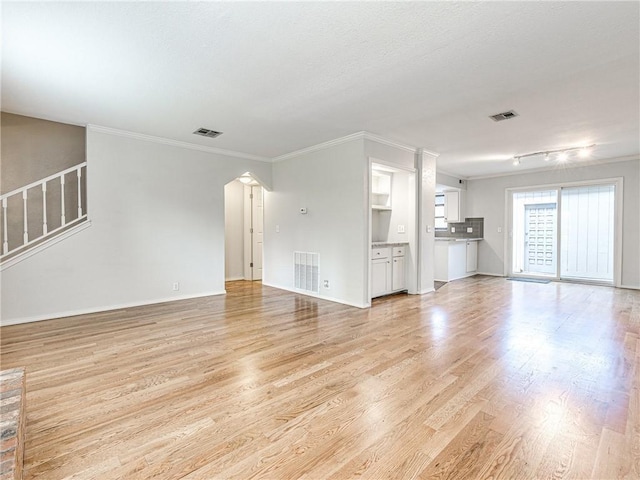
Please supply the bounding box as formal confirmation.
[619,284,640,290]
[261,281,368,309]
[0,220,92,271]
[436,167,466,180]
[417,288,436,295]
[466,155,639,181]
[272,131,431,163]
[363,132,424,155]
[0,290,225,326]
[224,276,245,282]
[476,271,505,277]
[88,125,271,163]
[369,157,416,174]
[504,178,623,287]
[272,132,366,162]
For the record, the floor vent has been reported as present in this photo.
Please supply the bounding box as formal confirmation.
[294,252,319,293]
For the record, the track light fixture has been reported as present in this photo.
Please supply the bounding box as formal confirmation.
[512,144,595,166]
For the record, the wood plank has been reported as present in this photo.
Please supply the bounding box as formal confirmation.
[0,277,638,479]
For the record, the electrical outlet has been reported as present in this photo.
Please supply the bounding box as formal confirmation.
[323,280,330,289]
[467,227,473,233]
[498,226,502,233]
[397,224,405,234]
[172,282,180,291]
[276,225,280,233]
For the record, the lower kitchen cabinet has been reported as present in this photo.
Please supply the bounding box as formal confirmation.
[372,245,407,298]
[434,239,480,282]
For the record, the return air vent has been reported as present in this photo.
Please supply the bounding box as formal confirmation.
[193,128,223,138]
[294,251,319,294]
[489,110,518,122]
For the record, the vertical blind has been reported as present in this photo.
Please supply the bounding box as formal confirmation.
[560,184,614,281]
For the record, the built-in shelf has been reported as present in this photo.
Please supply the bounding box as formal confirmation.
[372,170,392,210]
[372,205,392,211]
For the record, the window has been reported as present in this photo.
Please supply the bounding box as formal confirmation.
[435,194,447,230]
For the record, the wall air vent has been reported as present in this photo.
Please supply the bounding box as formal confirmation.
[294,251,319,294]
[193,128,223,138]
[489,110,519,122]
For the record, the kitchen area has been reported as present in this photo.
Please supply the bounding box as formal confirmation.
[434,187,483,282]
[370,163,483,299]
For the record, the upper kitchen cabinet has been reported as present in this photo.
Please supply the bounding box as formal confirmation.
[371,170,392,210]
[444,189,466,223]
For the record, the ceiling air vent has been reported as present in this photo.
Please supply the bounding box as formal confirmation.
[193,128,223,138]
[489,110,518,122]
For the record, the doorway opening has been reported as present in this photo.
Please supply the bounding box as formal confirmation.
[508,181,618,285]
[224,173,264,283]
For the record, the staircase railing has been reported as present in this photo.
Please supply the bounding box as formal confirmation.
[1,162,87,261]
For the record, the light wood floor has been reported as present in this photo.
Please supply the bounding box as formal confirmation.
[1,277,638,479]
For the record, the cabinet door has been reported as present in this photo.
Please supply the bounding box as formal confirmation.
[444,190,461,223]
[372,258,391,297]
[466,241,478,273]
[392,256,406,291]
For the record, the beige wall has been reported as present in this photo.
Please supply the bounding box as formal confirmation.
[1,113,86,252]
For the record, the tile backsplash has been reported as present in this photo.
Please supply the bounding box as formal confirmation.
[435,217,484,238]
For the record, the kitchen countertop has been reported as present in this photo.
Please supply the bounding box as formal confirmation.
[435,238,483,242]
[372,241,410,247]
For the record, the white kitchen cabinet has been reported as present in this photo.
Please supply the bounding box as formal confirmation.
[371,245,407,297]
[466,240,478,273]
[444,189,466,223]
[392,249,406,291]
[434,239,479,282]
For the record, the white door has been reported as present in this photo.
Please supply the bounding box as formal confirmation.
[524,203,556,275]
[243,185,264,281]
[252,186,263,280]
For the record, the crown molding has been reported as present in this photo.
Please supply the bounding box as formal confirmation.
[465,154,640,181]
[272,131,434,162]
[435,167,468,181]
[87,125,272,163]
[271,132,367,162]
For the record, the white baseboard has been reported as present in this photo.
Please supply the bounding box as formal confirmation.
[0,290,225,326]
[261,281,368,309]
[225,276,245,282]
[619,284,640,290]
[476,271,505,277]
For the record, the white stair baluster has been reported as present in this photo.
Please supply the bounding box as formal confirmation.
[23,190,28,244]
[2,198,8,254]
[60,175,66,226]
[42,183,48,235]
[77,167,83,217]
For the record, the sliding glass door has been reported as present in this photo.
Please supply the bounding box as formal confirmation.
[509,181,617,284]
[560,185,615,282]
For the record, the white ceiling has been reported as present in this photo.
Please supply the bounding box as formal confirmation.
[3,1,639,178]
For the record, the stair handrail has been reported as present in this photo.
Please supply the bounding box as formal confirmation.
[1,162,88,258]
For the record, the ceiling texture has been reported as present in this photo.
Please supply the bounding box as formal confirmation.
[2,1,639,178]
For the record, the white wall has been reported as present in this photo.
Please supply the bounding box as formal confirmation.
[224,180,245,280]
[417,150,437,293]
[437,170,467,190]
[263,138,369,307]
[0,128,272,324]
[467,158,640,288]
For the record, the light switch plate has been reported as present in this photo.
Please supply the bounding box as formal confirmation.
[451,227,456,233]
[467,227,473,233]
[398,225,405,233]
